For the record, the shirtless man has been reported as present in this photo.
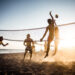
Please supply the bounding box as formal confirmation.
[23,34,34,60]
[0,36,8,46]
[40,12,55,58]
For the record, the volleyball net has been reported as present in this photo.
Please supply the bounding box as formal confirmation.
[0,22,75,53]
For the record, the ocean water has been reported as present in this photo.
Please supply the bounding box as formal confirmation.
[0,49,24,54]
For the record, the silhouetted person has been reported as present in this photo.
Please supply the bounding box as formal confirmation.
[0,36,8,46]
[40,12,55,58]
[23,34,34,61]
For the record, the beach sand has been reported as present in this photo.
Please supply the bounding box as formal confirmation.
[0,50,75,75]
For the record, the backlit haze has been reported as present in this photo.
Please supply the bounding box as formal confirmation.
[0,0,75,53]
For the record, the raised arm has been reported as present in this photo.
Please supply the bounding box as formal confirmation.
[40,27,48,41]
[49,11,54,21]
[49,11,57,26]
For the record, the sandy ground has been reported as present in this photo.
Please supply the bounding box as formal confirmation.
[0,50,75,75]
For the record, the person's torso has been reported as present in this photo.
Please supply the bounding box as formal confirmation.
[48,24,55,36]
[25,38,33,46]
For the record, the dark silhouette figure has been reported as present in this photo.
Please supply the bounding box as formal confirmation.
[0,36,8,46]
[40,11,58,58]
[40,12,55,58]
[23,34,34,61]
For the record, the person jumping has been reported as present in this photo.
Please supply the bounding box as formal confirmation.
[40,11,56,58]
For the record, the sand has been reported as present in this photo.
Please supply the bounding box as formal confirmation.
[0,51,75,75]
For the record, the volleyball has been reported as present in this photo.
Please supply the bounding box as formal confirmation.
[55,14,58,18]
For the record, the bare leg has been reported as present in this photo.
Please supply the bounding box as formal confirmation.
[44,41,50,58]
[53,40,58,56]
[24,50,27,61]
[30,51,32,60]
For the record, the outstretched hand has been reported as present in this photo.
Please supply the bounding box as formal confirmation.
[40,38,43,41]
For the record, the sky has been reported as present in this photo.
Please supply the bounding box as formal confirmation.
[0,0,75,52]
[0,0,75,30]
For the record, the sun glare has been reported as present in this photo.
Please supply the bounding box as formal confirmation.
[58,30,75,49]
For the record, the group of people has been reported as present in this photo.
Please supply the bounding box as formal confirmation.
[23,11,59,60]
[0,11,59,61]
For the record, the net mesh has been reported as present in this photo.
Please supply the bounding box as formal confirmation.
[0,23,75,53]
